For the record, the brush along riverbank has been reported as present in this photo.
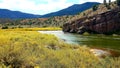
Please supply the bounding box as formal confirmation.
[0,30,120,68]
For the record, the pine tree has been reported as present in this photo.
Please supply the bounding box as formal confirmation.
[104,0,107,5]
[109,0,111,5]
[117,0,120,6]
[92,5,98,11]
[109,0,111,3]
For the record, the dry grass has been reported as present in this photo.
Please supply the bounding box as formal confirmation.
[0,30,119,68]
[0,27,62,31]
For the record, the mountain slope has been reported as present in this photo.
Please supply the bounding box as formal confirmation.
[41,2,100,18]
[0,9,41,19]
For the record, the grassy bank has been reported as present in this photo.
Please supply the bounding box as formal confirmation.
[0,27,62,31]
[0,30,120,68]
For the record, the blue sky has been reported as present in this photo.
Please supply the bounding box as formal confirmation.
[0,0,115,15]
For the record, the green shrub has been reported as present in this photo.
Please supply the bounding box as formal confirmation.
[106,4,111,9]
[1,26,8,29]
[92,5,98,11]
[83,32,90,36]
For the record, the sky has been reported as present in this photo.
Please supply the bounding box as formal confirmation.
[0,0,116,15]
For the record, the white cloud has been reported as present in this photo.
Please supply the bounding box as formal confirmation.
[0,0,72,15]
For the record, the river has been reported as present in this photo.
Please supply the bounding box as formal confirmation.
[38,31,120,52]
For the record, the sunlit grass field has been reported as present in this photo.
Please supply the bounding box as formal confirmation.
[0,29,120,68]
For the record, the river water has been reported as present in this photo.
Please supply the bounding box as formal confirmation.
[38,31,120,52]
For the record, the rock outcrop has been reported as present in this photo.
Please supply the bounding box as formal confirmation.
[63,8,120,34]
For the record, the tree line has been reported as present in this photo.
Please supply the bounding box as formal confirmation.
[93,0,120,11]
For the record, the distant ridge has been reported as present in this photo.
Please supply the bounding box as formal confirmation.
[0,2,100,19]
[0,9,41,19]
[41,2,100,18]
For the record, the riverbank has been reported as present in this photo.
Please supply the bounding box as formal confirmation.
[39,31,120,52]
[39,30,120,58]
[0,29,120,68]
[0,27,62,31]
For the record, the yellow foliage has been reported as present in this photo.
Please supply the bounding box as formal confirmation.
[0,30,119,68]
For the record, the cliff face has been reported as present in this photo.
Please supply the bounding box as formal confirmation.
[63,8,120,34]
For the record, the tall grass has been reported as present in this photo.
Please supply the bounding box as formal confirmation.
[0,30,119,68]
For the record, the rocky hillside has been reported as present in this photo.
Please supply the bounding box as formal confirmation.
[63,2,120,34]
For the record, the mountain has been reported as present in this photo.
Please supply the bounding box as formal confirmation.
[0,9,41,19]
[41,2,100,18]
[0,2,100,19]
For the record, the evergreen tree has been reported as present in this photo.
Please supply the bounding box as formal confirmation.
[92,5,98,11]
[109,0,111,5]
[117,0,120,6]
[104,0,107,5]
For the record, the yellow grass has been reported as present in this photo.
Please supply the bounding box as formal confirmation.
[0,27,62,31]
[0,30,120,68]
